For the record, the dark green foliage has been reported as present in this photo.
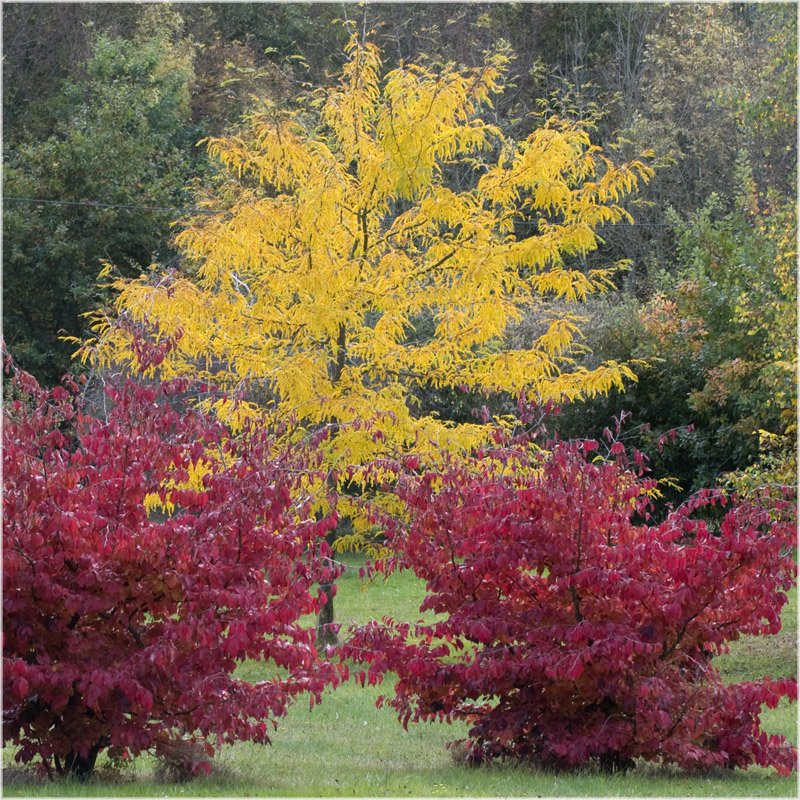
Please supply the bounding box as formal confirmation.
[3,31,202,384]
[541,298,704,510]
[552,160,797,501]
[2,3,145,143]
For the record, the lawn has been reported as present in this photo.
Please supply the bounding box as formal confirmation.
[4,553,797,796]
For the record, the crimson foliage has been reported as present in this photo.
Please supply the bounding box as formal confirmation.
[3,362,345,778]
[342,435,798,775]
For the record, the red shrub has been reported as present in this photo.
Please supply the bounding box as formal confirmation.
[3,362,345,778]
[342,437,797,775]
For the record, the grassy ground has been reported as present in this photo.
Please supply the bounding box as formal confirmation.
[4,553,797,797]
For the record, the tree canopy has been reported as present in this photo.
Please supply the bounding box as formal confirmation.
[3,27,201,384]
[86,34,652,488]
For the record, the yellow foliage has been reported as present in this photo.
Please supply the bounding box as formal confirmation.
[143,458,213,517]
[84,34,652,503]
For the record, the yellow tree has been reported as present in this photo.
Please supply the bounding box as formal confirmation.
[86,35,651,635]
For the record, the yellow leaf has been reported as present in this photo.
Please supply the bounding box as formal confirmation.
[85,33,651,549]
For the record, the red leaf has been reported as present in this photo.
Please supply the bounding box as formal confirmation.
[2,357,344,776]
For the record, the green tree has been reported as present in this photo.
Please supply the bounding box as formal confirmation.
[2,2,144,143]
[551,160,797,498]
[3,29,202,384]
[653,161,797,489]
[612,2,797,293]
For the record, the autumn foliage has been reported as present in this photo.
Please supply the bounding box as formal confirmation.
[3,357,345,778]
[341,424,798,775]
[85,34,652,487]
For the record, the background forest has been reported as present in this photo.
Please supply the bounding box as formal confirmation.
[3,0,797,502]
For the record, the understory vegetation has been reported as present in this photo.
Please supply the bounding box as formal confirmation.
[3,555,797,796]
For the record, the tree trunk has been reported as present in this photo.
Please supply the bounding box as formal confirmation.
[58,742,102,780]
[315,526,339,647]
[316,322,349,647]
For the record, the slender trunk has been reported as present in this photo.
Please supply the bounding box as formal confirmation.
[316,526,339,647]
[315,322,348,646]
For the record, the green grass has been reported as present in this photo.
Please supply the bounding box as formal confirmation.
[4,554,797,796]
[719,582,797,685]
